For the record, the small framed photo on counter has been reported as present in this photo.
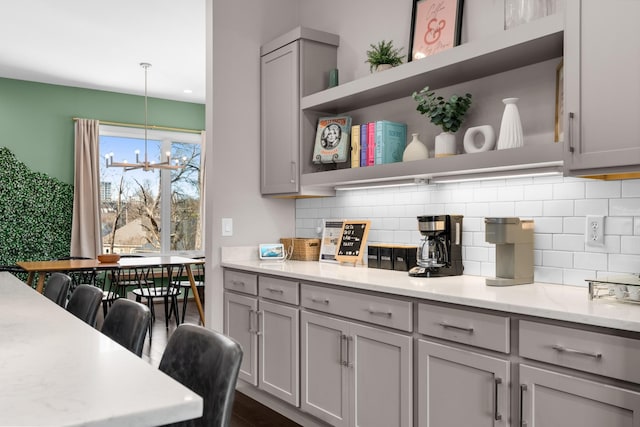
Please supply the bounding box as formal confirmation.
[409,0,464,62]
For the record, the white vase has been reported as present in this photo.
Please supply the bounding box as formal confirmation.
[402,133,429,161]
[374,64,393,72]
[496,98,524,150]
[463,125,496,153]
[434,132,457,158]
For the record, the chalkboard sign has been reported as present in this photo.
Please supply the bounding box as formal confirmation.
[335,220,371,265]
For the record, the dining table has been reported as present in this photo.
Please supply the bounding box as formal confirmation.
[0,271,203,426]
[16,255,205,326]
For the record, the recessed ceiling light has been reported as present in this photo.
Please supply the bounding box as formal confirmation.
[183,89,193,94]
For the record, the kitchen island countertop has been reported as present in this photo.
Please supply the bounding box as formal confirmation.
[222,258,640,333]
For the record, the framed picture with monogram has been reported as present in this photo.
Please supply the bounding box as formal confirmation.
[409,0,464,62]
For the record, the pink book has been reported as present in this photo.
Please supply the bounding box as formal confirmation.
[367,122,376,166]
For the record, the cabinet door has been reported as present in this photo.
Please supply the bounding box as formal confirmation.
[417,339,510,427]
[520,364,640,427]
[565,1,640,173]
[350,322,412,427]
[260,42,299,194]
[301,311,350,427]
[224,292,258,385]
[258,300,299,407]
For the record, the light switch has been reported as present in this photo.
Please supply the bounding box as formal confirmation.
[222,218,233,236]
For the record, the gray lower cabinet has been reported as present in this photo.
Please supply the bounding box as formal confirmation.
[224,292,258,385]
[258,299,299,406]
[300,310,412,427]
[224,274,300,407]
[417,338,510,426]
[519,364,640,426]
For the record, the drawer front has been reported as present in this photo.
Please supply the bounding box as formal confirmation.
[259,276,299,305]
[301,284,412,332]
[224,270,258,295]
[519,320,640,384]
[418,303,510,353]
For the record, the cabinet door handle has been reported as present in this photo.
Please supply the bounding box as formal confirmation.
[551,344,602,359]
[290,161,296,184]
[346,335,354,368]
[248,309,256,334]
[494,377,502,421]
[266,287,284,294]
[256,310,263,336]
[567,111,575,153]
[437,321,474,333]
[310,297,330,305]
[339,334,347,366]
[365,308,392,318]
[520,384,528,427]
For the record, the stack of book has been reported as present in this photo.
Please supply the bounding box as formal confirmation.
[350,120,407,168]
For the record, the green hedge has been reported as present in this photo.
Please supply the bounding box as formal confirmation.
[0,147,73,265]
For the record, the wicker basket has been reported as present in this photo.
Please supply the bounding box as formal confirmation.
[280,238,321,261]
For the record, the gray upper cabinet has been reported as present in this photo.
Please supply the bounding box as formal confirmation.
[260,27,338,196]
[564,0,640,177]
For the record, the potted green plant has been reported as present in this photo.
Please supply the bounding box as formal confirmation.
[412,86,472,157]
[365,40,404,72]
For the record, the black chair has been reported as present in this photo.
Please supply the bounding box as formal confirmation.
[133,266,181,329]
[101,298,151,357]
[43,272,71,307]
[159,324,243,427]
[66,284,103,327]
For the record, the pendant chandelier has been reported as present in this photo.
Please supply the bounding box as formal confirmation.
[105,62,186,171]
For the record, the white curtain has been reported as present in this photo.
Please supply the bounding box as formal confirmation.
[198,130,206,251]
[71,119,102,258]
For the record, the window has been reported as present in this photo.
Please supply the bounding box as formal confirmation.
[99,125,202,255]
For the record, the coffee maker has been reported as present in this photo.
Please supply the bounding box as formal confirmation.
[409,215,463,277]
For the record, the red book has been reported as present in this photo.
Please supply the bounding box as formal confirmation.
[367,122,376,166]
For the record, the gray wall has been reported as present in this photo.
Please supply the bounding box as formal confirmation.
[206,0,300,331]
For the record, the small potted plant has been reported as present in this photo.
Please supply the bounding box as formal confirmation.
[365,40,404,72]
[412,86,472,157]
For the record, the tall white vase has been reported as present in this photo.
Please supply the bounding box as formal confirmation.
[496,97,524,150]
[403,133,429,161]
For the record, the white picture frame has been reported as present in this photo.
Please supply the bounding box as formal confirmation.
[319,219,344,263]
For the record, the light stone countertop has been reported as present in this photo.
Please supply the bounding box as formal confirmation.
[221,258,640,333]
[0,272,202,427]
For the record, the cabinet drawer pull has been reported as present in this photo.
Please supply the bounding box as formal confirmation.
[266,287,284,294]
[551,344,602,359]
[494,377,502,421]
[231,280,245,287]
[365,308,392,318]
[437,321,474,333]
[310,297,330,305]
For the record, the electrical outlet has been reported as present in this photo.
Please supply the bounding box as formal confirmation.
[585,215,604,247]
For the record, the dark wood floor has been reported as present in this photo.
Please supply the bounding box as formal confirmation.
[96,297,301,427]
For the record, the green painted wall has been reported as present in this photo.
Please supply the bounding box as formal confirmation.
[0,77,205,184]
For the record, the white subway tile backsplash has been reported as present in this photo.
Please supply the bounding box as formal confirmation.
[542,251,573,268]
[574,199,608,216]
[553,182,585,200]
[296,176,640,287]
[611,198,640,216]
[621,236,640,255]
[543,200,574,216]
[573,252,608,271]
[622,179,640,197]
[586,180,621,199]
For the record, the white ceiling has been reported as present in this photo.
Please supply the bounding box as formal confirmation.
[0,0,205,103]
